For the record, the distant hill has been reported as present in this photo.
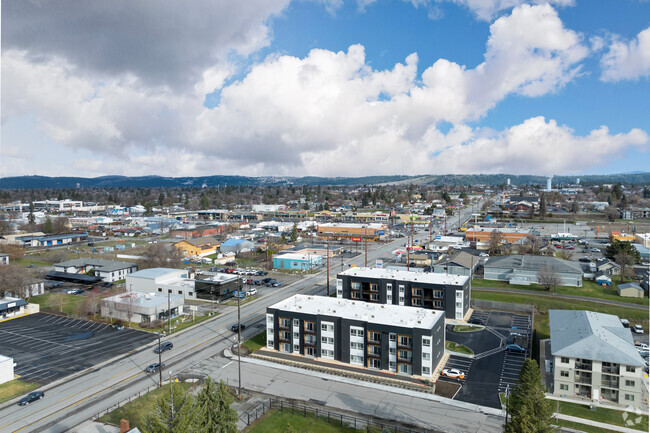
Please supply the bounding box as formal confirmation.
[1,173,649,189]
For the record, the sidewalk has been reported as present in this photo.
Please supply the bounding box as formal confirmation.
[554,413,646,433]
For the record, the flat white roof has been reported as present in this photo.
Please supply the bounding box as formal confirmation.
[318,223,387,229]
[269,294,443,329]
[275,253,321,260]
[339,267,468,286]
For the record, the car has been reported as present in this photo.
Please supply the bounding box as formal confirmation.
[112,324,125,330]
[66,289,84,295]
[554,245,562,249]
[468,317,486,325]
[271,281,283,287]
[245,288,257,296]
[620,319,630,328]
[591,248,600,253]
[632,325,644,334]
[635,342,649,349]
[27,264,37,268]
[506,344,526,353]
[478,253,489,258]
[18,391,44,406]
[441,369,465,380]
[154,341,173,354]
[564,245,575,250]
[231,323,246,332]
[145,362,165,373]
[265,279,277,287]
[578,258,591,263]
[261,277,272,284]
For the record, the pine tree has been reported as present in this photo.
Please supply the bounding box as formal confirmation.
[28,202,36,225]
[43,217,54,234]
[290,224,298,243]
[506,359,555,433]
[539,194,547,217]
[194,378,238,433]
[144,382,196,433]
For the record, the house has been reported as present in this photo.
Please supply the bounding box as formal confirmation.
[617,283,644,299]
[174,236,220,257]
[0,355,15,385]
[100,291,184,324]
[596,258,620,276]
[266,294,445,377]
[0,296,29,321]
[272,253,322,270]
[484,255,583,287]
[54,258,138,283]
[337,267,470,320]
[0,254,8,265]
[219,239,254,255]
[549,310,645,407]
[169,224,226,239]
[431,251,480,277]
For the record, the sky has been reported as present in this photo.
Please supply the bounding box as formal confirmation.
[1,0,649,179]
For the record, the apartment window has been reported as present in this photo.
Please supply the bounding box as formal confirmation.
[368,359,381,369]
[350,355,364,364]
[306,347,315,356]
[433,300,443,308]
[560,370,569,377]
[280,331,291,340]
[560,357,569,364]
[422,338,431,347]
[422,366,431,375]
[389,361,396,371]
[625,380,635,387]
[293,332,299,339]
[412,288,423,297]
[368,345,381,356]
[337,289,343,297]
[352,282,361,290]
[370,283,379,292]
[267,316,274,324]
[626,366,636,373]
[321,336,334,345]
[293,319,299,327]
[168,289,172,294]
[387,283,393,290]
[456,291,463,299]
[412,298,422,306]
[389,333,396,342]
[422,352,431,361]
[399,335,412,347]
[368,331,381,342]
[398,363,412,374]
[399,296,405,304]
[389,347,396,356]
[370,293,379,301]
[321,349,334,358]
[399,285,405,293]
[398,349,412,361]
[560,384,569,391]
[293,344,300,352]
[625,394,635,402]
[158,288,162,292]
[267,340,274,347]
[304,335,317,345]
[280,318,291,328]
[434,290,443,298]
[350,342,364,350]
[321,323,333,332]
[351,292,361,299]
[351,328,364,338]
[281,343,291,353]
[456,302,462,308]
[305,321,315,332]
[188,292,194,297]
[387,293,393,303]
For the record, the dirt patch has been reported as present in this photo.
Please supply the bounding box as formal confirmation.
[435,380,460,399]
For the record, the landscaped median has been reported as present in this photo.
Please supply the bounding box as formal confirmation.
[452,325,482,332]
[445,341,473,356]
[0,380,38,406]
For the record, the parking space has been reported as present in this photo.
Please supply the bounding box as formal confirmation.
[441,309,533,409]
[0,313,156,385]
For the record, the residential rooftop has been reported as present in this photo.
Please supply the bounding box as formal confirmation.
[269,294,444,329]
[55,258,137,272]
[338,266,468,286]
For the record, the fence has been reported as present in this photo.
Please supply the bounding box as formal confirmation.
[471,299,534,314]
[240,398,429,433]
[93,383,160,420]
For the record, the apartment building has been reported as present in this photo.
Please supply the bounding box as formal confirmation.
[337,267,469,320]
[266,294,445,377]
[549,310,645,407]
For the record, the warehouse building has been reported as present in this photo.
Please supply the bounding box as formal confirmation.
[0,355,15,385]
[266,294,445,378]
[272,253,322,270]
[317,223,388,241]
[484,255,583,287]
[337,267,469,320]
[100,291,184,324]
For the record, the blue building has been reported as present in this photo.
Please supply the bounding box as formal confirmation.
[273,253,322,270]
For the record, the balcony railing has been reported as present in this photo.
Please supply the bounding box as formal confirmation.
[602,366,620,375]
[601,380,619,389]
[575,363,592,371]
[575,376,592,385]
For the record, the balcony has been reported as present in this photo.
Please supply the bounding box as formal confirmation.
[575,362,592,371]
[601,380,620,389]
[304,337,317,346]
[575,376,592,385]
[602,366,620,375]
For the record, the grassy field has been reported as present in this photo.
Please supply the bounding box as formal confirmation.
[30,293,86,315]
[472,278,648,306]
[472,290,649,341]
[453,325,482,332]
[13,257,53,267]
[243,331,266,353]
[555,419,620,433]
[0,380,38,405]
[245,409,383,433]
[98,382,194,429]
[445,341,473,355]
[556,401,648,432]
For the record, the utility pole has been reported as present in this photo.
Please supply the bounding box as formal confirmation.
[237,277,242,401]
[444,213,447,235]
[157,333,163,388]
[326,237,330,296]
[167,292,171,334]
[505,384,510,428]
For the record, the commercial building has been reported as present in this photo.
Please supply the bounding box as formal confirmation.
[609,232,636,242]
[169,224,226,239]
[126,268,197,299]
[634,233,650,248]
[0,355,15,385]
[54,258,138,282]
[220,239,254,255]
[252,204,286,213]
[337,267,470,320]
[14,232,88,248]
[272,253,322,270]
[194,272,241,302]
[100,291,184,324]
[464,226,533,244]
[0,297,29,320]
[549,310,645,407]
[484,255,583,287]
[317,223,388,241]
[266,294,445,378]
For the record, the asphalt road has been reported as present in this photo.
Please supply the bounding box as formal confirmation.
[0,206,481,433]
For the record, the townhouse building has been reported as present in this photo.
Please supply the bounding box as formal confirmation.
[266,294,445,377]
[336,267,469,320]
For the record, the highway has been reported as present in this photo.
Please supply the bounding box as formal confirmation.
[0,206,479,433]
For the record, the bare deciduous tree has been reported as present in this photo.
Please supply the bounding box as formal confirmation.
[0,244,25,260]
[559,248,574,261]
[48,292,67,313]
[138,243,183,269]
[615,252,636,283]
[0,264,33,299]
[537,265,560,292]
[488,230,502,255]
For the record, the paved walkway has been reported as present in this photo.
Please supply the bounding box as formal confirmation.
[554,414,646,433]
[473,287,648,310]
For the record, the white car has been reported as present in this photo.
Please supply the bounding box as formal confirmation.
[633,325,644,334]
[245,288,258,296]
[441,368,465,379]
[479,253,489,257]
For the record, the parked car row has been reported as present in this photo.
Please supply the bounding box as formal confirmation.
[211,267,268,276]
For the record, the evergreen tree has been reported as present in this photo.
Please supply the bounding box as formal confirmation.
[290,224,298,243]
[43,217,54,234]
[538,194,547,217]
[28,202,36,225]
[506,359,554,433]
[194,378,238,433]
[144,382,196,433]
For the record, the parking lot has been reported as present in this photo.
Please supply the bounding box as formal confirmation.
[440,310,532,409]
[0,313,156,385]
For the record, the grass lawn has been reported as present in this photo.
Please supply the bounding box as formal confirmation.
[243,331,266,353]
[98,382,194,429]
[499,392,506,409]
[453,325,482,332]
[245,409,380,433]
[445,341,473,355]
[223,296,256,307]
[30,293,85,315]
[0,380,38,405]
[472,278,648,306]
[13,257,53,267]
[472,290,649,342]
[555,419,620,433]
[556,401,648,432]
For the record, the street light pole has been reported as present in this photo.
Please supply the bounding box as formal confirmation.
[237,276,242,401]
[326,237,330,296]
[157,333,163,388]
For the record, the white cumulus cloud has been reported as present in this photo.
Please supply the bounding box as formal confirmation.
[599,26,650,82]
